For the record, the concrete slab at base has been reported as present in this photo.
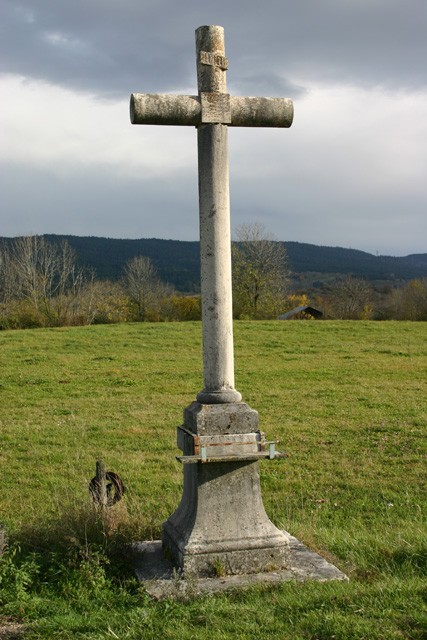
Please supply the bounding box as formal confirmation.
[133,532,348,600]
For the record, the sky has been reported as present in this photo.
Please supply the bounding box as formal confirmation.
[1,0,426,257]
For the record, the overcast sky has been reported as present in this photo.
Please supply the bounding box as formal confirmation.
[1,0,426,256]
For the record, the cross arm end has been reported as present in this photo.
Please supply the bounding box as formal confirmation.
[130,93,201,126]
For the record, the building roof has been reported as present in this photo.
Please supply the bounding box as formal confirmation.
[278,306,323,320]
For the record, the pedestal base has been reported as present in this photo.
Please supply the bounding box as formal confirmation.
[163,460,290,576]
[162,402,290,577]
[133,534,348,600]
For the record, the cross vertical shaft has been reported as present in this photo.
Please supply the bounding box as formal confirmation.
[130,25,294,577]
[195,26,241,404]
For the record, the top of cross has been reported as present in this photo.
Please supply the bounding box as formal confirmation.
[130,25,293,129]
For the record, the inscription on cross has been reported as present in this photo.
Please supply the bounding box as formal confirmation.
[130,25,293,404]
[199,51,228,69]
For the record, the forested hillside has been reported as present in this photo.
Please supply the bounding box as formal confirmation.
[1,235,426,327]
[1,234,426,292]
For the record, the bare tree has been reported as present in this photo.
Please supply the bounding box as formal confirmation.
[122,255,171,321]
[78,279,130,325]
[4,236,88,325]
[49,241,88,323]
[387,278,427,320]
[232,223,290,318]
[0,242,19,304]
[324,276,374,319]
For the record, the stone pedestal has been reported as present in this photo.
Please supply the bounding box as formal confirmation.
[162,402,291,576]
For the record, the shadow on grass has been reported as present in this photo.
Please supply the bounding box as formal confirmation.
[351,543,427,583]
[387,546,427,575]
[1,499,160,604]
[0,502,157,638]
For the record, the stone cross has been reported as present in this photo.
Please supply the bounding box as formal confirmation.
[130,26,294,576]
[131,25,293,406]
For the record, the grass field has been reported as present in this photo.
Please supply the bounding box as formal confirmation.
[0,320,426,639]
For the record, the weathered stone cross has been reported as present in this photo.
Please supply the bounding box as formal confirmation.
[131,26,294,576]
[131,25,293,406]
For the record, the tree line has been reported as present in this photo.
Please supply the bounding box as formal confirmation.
[0,236,201,329]
[314,275,427,321]
[0,232,426,330]
[10,234,424,285]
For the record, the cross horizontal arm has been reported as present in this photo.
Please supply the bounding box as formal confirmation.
[130,93,293,128]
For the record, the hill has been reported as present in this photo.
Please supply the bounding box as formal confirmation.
[2,235,426,292]
[284,242,427,283]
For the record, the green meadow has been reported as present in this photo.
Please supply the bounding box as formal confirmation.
[0,321,426,639]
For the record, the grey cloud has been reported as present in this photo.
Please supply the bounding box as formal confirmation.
[1,0,426,256]
[0,163,199,241]
[230,73,307,100]
[1,0,426,98]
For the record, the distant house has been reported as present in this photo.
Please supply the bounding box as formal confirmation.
[278,305,323,320]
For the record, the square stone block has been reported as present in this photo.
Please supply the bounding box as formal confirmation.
[184,401,259,435]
